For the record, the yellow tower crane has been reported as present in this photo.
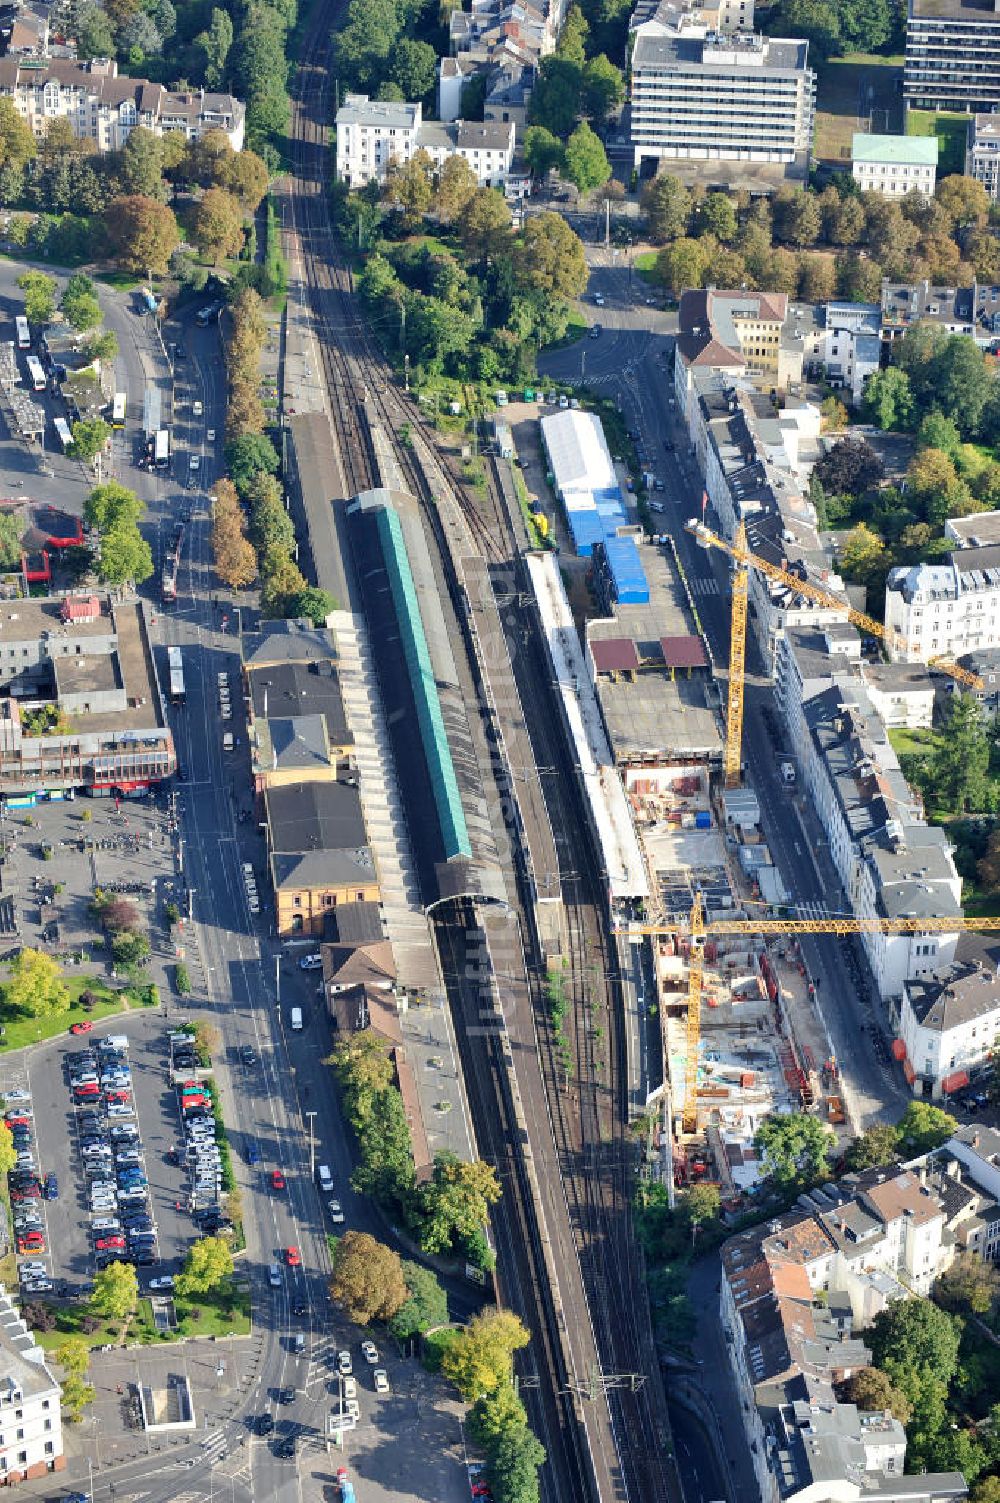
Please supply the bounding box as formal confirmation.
[623,901,1000,1133]
[685,518,984,789]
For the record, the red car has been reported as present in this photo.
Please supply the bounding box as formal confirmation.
[271,1170,286,1191]
[95,1236,126,1251]
[6,1114,31,1128]
[70,1021,93,1035]
[12,1183,40,1201]
[74,1083,100,1098]
[471,1486,493,1500]
[285,1246,301,1267]
[17,1232,45,1252]
[105,1090,131,1104]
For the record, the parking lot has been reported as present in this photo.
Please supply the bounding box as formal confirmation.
[4,1011,213,1296]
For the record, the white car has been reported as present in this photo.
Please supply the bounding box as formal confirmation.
[248,899,260,914]
[107,1104,134,1117]
[268,1264,282,1288]
[193,400,203,417]
[189,455,201,472]
[218,672,229,688]
[21,1278,53,1293]
[3,1090,30,1103]
[337,1350,352,1376]
[361,1341,378,1366]
[328,1200,344,1224]
[298,954,323,971]
[18,1261,48,1277]
[149,1276,174,1291]
[373,1369,390,1396]
[343,1377,357,1400]
[207,428,216,442]
[221,704,232,720]
[91,1217,121,1232]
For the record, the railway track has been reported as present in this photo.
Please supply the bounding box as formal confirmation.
[284,7,677,1499]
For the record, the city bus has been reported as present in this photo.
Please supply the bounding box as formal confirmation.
[111,392,127,429]
[166,645,185,704]
[53,417,73,453]
[15,316,29,350]
[25,355,46,392]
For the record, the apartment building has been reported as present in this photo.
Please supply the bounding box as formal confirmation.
[904,0,1000,114]
[851,132,938,197]
[967,113,1000,198]
[0,57,244,152]
[815,302,882,405]
[437,0,565,138]
[884,544,1000,664]
[719,1169,971,1503]
[898,941,1000,1099]
[630,23,815,173]
[334,94,515,189]
[0,1286,64,1484]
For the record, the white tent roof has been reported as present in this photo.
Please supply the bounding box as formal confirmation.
[541,409,616,496]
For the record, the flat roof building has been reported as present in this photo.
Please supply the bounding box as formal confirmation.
[967,113,1000,198]
[630,23,815,174]
[905,0,1000,113]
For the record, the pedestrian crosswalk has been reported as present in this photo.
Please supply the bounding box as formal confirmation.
[687,576,721,596]
[201,1429,228,1464]
[790,900,834,922]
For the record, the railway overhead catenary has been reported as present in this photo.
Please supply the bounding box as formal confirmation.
[622,898,1000,1133]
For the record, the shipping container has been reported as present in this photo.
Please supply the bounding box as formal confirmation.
[568,508,605,558]
[601,536,649,605]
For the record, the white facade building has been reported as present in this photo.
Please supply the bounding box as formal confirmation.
[0,57,244,152]
[630,23,815,172]
[334,94,516,189]
[899,955,1000,1100]
[0,1286,64,1485]
[967,113,1000,200]
[851,131,938,196]
[884,544,1000,664]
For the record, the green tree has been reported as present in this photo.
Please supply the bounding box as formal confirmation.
[562,121,610,194]
[111,928,151,972]
[192,187,245,264]
[84,480,142,533]
[641,173,691,244]
[829,195,866,248]
[682,1182,720,1243]
[0,1120,16,1176]
[515,213,587,298]
[5,948,69,1016]
[772,0,841,58]
[523,126,565,181]
[458,188,512,260]
[260,548,307,618]
[291,586,338,625]
[863,366,914,431]
[701,192,738,244]
[248,473,295,553]
[441,1309,531,1401]
[753,1111,831,1189]
[774,187,821,247]
[918,410,962,459]
[0,511,24,569]
[655,235,712,294]
[469,1380,529,1446]
[836,250,883,303]
[383,150,434,228]
[55,1337,90,1379]
[935,1250,1000,1316]
[389,1261,449,1341]
[105,195,179,274]
[391,38,437,100]
[91,1261,139,1321]
[434,154,479,224]
[86,329,119,364]
[60,272,102,331]
[118,127,165,200]
[896,1100,958,1153]
[68,418,111,464]
[840,1367,912,1425]
[220,149,269,214]
[839,522,889,587]
[197,6,234,88]
[581,54,624,123]
[486,1421,546,1503]
[95,523,154,588]
[175,1235,234,1296]
[529,56,582,137]
[845,1122,900,1170]
[930,694,990,813]
[417,1152,502,1256]
[555,2,588,64]
[17,270,56,325]
[868,1297,962,1403]
[936,174,991,231]
[60,1374,96,1422]
[225,432,280,493]
[330,1231,408,1324]
[0,96,36,171]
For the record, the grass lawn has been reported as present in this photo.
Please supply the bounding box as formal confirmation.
[0,1177,15,1288]
[541,307,587,351]
[634,249,658,283]
[96,270,141,290]
[906,109,971,176]
[33,1283,251,1351]
[887,726,935,759]
[814,53,904,164]
[0,976,130,1054]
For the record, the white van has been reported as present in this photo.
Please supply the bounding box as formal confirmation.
[290,1007,303,1031]
[316,1164,334,1193]
[223,732,234,752]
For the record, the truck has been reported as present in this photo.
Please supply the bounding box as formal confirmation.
[336,1468,356,1502]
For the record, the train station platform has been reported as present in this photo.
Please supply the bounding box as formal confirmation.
[525,552,648,903]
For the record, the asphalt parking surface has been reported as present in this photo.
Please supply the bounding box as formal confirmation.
[22,1012,202,1291]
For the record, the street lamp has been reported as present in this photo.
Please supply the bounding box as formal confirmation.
[305,1109,317,1183]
